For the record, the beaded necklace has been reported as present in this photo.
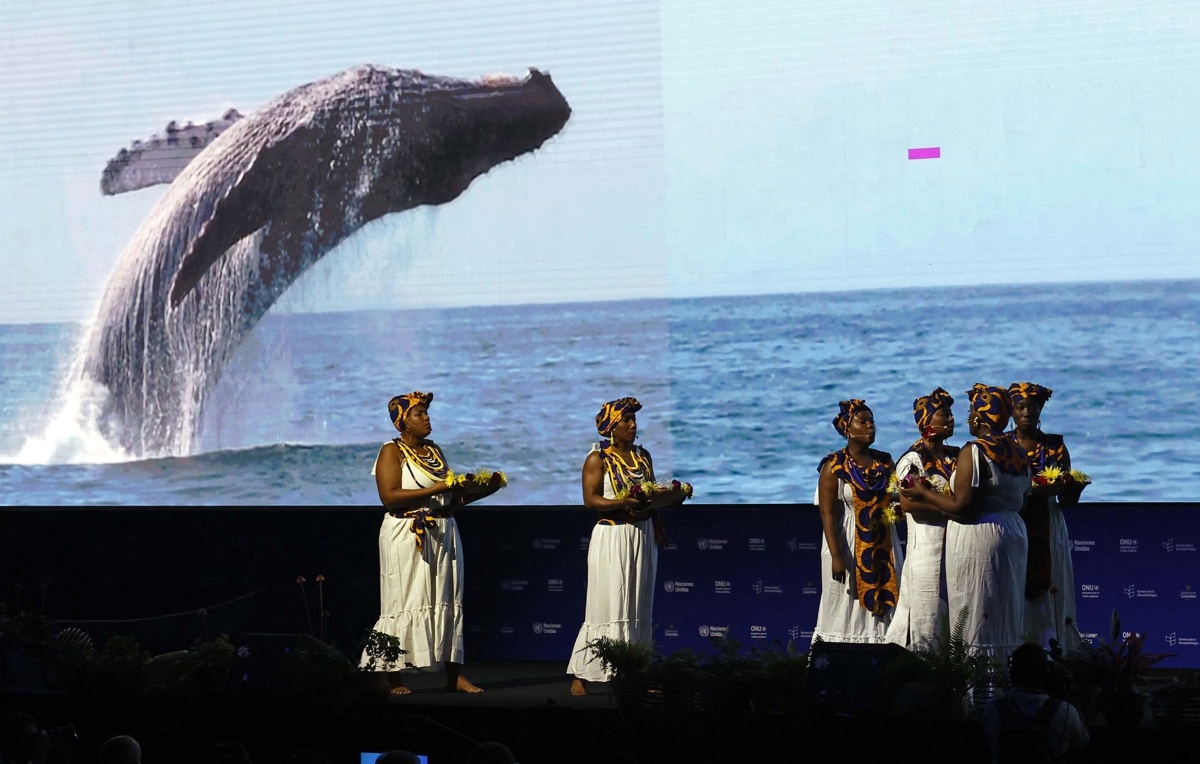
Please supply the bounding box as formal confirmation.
[599,441,652,495]
[394,437,449,481]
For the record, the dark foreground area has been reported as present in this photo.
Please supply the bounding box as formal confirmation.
[3,660,1196,764]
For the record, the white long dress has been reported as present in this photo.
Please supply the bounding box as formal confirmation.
[944,444,1029,659]
[885,451,950,650]
[359,442,464,670]
[812,480,904,644]
[1024,499,1081,652]
[566,448,658,683]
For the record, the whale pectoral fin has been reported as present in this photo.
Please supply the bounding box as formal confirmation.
[169,141,307,308]
[100,110,244,195]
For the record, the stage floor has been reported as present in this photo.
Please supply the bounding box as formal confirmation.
[376,660,611,708]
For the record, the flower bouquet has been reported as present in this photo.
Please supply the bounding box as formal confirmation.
[616,479,694,509]
[445,469,508,494]
[1034,466,1091,504]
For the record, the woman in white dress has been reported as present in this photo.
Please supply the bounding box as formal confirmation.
[567,397,688,695]
[1009,382,1086,653]
[361,391,502,695]
[900,384,1030,659]
[886,387,958,650]
[813,399,902,643]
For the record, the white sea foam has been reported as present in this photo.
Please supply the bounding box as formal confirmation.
[12,375,131,465]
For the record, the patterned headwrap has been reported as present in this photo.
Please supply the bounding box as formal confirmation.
[596,397,642,438]
[833,399,870,437]
[913,387,954,436]
[1008,382,1053,408]
[968,384,1012,433]
[389,391,434,432]
[967,384,1027,477]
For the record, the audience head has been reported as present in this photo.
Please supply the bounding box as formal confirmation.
[99,736,142,764]
[468,742,517,764]
[375,753,422,764]
[1008,642,1052,689]
[0,713,40,764]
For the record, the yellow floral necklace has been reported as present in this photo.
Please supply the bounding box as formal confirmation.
[394,437,449,480]
[601,443,651,494]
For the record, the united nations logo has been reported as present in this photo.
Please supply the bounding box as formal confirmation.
[697,538,709,550]
[698,625,710,637]
[664,581,675,592]
[532,622,543,634]
[532,538,544,550]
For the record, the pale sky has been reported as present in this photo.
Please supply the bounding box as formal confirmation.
[3,0,1200,324]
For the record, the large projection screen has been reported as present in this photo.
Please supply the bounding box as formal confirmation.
[1,1,1198,505]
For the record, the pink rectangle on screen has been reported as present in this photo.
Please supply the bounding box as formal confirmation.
[908,147,941,160]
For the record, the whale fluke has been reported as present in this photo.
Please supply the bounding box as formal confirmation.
[83,64,570,455]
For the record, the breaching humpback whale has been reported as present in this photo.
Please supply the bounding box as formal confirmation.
[83,65,571,456]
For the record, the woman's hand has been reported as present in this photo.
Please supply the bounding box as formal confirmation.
[830,552,847,584]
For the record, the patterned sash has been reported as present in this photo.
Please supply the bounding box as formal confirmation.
[1012,432,1068,600]
[905,439,960,483]
[820,449,898,615]
[972,434,1029,478]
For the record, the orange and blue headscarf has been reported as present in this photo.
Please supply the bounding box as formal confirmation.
[968,384,1012,432]
[596,397,642,438]
[833,399,870,437]
[967,384,1027,476]
[914,387,954,438]
[1008,382,1053,408]
[389,391,433,432]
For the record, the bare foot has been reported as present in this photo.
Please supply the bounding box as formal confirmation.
[450,675,483,693]
[388,685,411,696]
[570,678,587,696]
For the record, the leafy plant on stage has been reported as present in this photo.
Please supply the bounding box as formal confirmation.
[583,635,657,678]
[885,607,997,719]
[359,629,407,673]
[143,635,236,698]
[1062,608,1174,726]
[52,636,153,698]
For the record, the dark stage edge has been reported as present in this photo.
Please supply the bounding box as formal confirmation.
[4,664,1197,764]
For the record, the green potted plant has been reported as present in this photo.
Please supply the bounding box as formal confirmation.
[583,636,658,714]
[887,607,997,720]
[1063,609,1174,728]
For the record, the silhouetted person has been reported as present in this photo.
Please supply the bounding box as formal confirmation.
[375,753,421,764]
[983,643,1088,763]
[0,713,42,764]
[467,743,516,764]
[98,737,141,764]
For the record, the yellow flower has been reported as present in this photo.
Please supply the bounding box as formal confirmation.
[882,504,901,526]
[494,471,508,487]
[1070,469,1092,485]
[474,469,493,485]
[444,469,461,487]
[887,472,901,496]
[1038,465,1065,483]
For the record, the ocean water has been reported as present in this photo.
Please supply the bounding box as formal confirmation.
[1,279,1197,505]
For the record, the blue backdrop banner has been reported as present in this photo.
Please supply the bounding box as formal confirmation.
[460,503,1200,668]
